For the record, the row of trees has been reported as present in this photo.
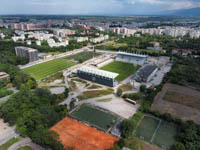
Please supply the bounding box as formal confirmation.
[0,40,68,149]
[96,34,200,55]
[0,88,67,150]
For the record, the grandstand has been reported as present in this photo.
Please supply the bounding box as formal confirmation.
[116,51,147,66]
[77,66,119,87]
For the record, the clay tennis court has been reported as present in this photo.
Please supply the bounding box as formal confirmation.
[51,117,119,150]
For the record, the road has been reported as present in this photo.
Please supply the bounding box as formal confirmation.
[8,138,45,150]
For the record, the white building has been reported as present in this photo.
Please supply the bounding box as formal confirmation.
[75,37,88,42]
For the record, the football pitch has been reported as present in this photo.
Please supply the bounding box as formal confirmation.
[101,61,139,81]
[134,116,177,150]
[23,57,76,80]
[71,105,118,131]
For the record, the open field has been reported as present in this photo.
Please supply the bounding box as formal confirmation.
[77,89,113,100]
[101,61,138,81]
[23,57,76,80]
[163,91,200,110]
[71,105,118,131]
[152,83,200,124]
[125,137,163,150]
[135,116,177,150]
[66,51,101,63]
[51,117,118,150]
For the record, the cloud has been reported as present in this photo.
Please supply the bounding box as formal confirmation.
[0,0,200,15]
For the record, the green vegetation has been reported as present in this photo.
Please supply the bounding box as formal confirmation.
[17,146,34,150]
[135,116,177,150]
[29,40,88,53]
[96,34,200,55]
[118,84,133,92]
[0,138,20,150]
[121,112,144,138]
[0,88,13,98]
[23,58,76,80]
[87,84,102,89]
[97,98,112,102]
[135,116,160,142]
[66,51,101,63]
[165,56,200,88]
[71,105,117,131]
[153,121,177,150]
[0,88,67,150]
[101,61,139,81]
[77,89,113,100]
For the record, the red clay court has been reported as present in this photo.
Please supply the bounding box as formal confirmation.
[51,117,119,150]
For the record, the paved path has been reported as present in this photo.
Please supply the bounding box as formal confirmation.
[0,88,18,103]
[8,138,45,150]
[75,94,114,106]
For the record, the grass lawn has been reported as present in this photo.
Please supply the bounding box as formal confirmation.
[77,89,113,100]
[101,61,139,81]
[23,57,76,80]
[17,146,34,150]
[87,84,102,89]
[66,51,101,63]
[0,138,20,150]
[71,105,117,131]
[135,116,160,142]
[153,121,177,150]
[135,116,177,150]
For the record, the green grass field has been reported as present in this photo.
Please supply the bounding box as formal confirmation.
[153,121,177,150]
[135,116,160,142]
[66,51,101,63]
[23,57,76,80]
[71,105,117,131]
[101,61,139,81]
[135,116,177,150]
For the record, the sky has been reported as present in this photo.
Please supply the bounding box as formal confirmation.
[0,0,200,15]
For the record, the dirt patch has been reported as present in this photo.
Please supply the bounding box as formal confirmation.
[152,83,200,124]
[51,117,118,150]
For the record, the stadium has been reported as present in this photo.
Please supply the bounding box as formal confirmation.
[77,66,119,87]
[116,51,148,66]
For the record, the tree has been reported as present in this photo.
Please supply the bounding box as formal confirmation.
[120,120,134,138]
[174,142,186,150]
[116,88,123,97]
[118,138,125,148]
[140,84,147,93]
[111,145,121,150]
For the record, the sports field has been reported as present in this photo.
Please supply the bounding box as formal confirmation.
[101,61,138,81]
[71,105,118,131]
[66,51,101,63]
[23,57,76,80]
[135,116,177,150]
[51,117,118,150]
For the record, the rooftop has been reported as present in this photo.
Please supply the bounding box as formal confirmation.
[134,65,157,81]
[78,66,119,79]
[118,51,147,58]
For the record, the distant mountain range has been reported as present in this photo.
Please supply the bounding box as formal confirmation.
[164,7,200,17]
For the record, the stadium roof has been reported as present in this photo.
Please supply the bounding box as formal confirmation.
[78,66,119,79]
[118,51,147,58]
[134,65,157,81]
